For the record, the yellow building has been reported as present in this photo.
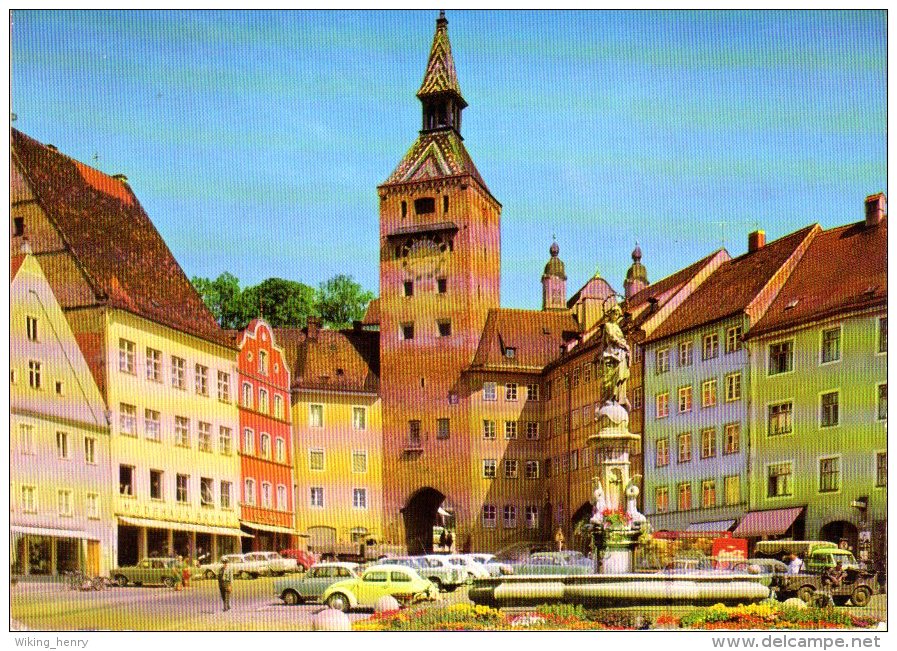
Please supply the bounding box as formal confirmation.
[11,129,245,565]
[278,320,384,556]
[10,250,113,576]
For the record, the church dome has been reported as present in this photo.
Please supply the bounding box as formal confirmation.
[626,243,648,283]
[543,241,566,279]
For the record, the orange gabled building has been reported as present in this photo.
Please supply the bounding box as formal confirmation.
[233,319,296,551]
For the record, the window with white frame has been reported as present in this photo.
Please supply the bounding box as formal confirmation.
[57,489,73,516]
[258,388,269,414]
[503,505,517,528]
[201,477,215,507]
[482,504,497,528]
[144,409,161,441]
[172,417,189,447]
[726,325,743,353]
[119,465,135,496]
[525,460,540,479]
[483,382,497,401]
[583,362,592,383]
[526,421,539,440]
[352,450,368,474]
[219,427,232,455]
[176,474,189,503]
[195,364,208,396]
[506,383,518,401]
[261,482,272,508]
[767,463,792,498]
[678,340,693,367]
[482,420,496,440]
[275,437,285,462]
[702,333,719,360]
[309,448,325,471]
[353,488,368,509]
[821,327,841,364]
[655,348,670,374]
[259,432,270,458]
[504,459,519,479]
[26,315,38,341]
[242,382,253,408]
[820,391,839,428]
[28,360,41,389]
[655,487,669,513]
[701,379,717,408]
[171,356,186,389]
[146,348,162,382]
[198,421,212,452]
[483,459,497,479]
[725,372,742,402]
[655,438,669,467]
[220,481,232,509]
[677,432,692,463]
[310,486,324,508]
[242,428,255,454]
[19,424,34,454]
[119,338,136,374]
[572,367,580,388]
[677,482,692,511]
[352,406,367,430]
[276,484,287,510]
[258,349,268,375]
[878,384,887,421]
[149,470,164,500]
[309,404,324,427]
[701,479,717,508]
[217,371,231,402]
[678,386,693,413]
[819,457,840,493]
[527,383,540,401]
[274,394,284,418]
[724,475,740,505]
[656,393,669,419]
[724,423,740,455]
[120,404,137,436]
[56,430,69,459]
[768,402,793,436]
[524,505,539,529]
[244,478,256,505]
[504,421,518,440]
[700,428,716,459]
[768,341,794,375]
[86,492,100,519]
[21,485,37,512]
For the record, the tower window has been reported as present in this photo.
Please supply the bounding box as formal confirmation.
[403,281,414,297]
[437,320,452,337]
[401,201,407,218]
[402,323,415,340]
[443,195,449,213]
[437,278,447,294]
[13,217,24,236]
[414,197,435,215]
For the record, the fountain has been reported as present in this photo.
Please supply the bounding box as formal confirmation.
[469,301,770,608]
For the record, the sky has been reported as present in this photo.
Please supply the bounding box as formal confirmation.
[10,9,887,310]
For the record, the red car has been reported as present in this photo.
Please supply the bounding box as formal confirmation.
[280,549,317,571]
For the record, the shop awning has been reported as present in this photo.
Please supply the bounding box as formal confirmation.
[11,525,99,540]
[241,522,298,536]
[118,517,253,538]
[686,520,736,533]
[732,507,803,538]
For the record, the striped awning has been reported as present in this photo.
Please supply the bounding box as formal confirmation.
[118,516,252,538]
[686,520,736,533]
[732,507,803,538]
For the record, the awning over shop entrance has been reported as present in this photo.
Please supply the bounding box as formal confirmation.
[686,520,736,533]
[241,522,297,536]
[732,507,803,538]
[118,517,252,538]
[11,525,99,540]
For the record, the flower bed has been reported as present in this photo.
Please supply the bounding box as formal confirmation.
[353,601,879,631]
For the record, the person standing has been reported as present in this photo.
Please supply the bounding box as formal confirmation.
[218,557,235,611]
[787,554,805,574]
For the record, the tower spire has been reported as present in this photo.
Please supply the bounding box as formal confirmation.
[418,11,467,134]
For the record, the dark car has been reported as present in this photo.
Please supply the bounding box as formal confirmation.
[280,549,317,571]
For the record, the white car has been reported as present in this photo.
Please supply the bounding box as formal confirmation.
[444,554,490,580]
[468,553,514,577]
[200,553,270,579]
[244,551,299,576]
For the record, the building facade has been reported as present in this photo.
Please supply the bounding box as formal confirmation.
[10,251,114,577]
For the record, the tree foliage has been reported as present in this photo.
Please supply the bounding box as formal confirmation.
[191,272,373,331]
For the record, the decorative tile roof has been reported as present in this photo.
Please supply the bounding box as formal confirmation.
[645,225,818,343]
[468,308,580,372]
[11,129,233,349]
[381,130,489,193]
[417,12,464,103]
[748,218,887,338]
[275,326,380,394]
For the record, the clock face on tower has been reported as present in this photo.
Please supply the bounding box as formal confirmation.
[399,233,451,279]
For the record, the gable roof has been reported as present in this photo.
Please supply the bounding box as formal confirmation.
[381,130,490,195]
[468,308,579,372]
[361,297,380,326]
[748,219,887,338]
[275,327,380,394]
[646,225,817,343]
[11,129,233,349]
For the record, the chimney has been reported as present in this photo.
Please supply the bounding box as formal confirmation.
[865,193,886,228]
[748,230,766,253]
[113,174,129,184]
[306,316,320,340]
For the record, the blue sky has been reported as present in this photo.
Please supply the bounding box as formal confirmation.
[11,10,886,309]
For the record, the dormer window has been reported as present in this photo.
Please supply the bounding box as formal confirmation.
[505,347,516,359]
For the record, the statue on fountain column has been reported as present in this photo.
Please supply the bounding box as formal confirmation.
[600,303,631,410]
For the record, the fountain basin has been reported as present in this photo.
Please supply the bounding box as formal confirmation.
[468,572,770,608]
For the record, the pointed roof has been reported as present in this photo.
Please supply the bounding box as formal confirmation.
[645,225,818,343]
[748,218,887,338]
[417,11,465,105]
[10,128,234,349]
[381,129,490,192]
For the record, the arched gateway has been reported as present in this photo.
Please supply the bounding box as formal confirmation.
[402,487,453,555]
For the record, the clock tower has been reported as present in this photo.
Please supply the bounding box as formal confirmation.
[378,12,502,552]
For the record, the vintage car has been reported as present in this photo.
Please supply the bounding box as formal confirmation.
[509,551,593,576]
[199,553,270,579]
[320,564,439,612]
[274,562,359,605]
[777,566,879,607]
[280,548,317,571]
[111,557,182,587]
[243,551,298,576]
[441,554,490,580]
[467,553,514,577]
[381,555,467,592]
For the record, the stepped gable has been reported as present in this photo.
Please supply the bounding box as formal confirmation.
[749,218,887,338]
[469,308,580,372]
[11,129,232,349]
[275,326,380,394]
[646,225,817,343]
[382,130,489,192]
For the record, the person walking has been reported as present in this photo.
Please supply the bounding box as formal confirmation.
[217,557,235,611]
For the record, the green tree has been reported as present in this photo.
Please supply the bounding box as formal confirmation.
[315,274,375,329]
[241,277,316,328]
[190,272,245,329]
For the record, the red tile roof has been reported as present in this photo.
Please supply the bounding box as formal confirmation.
[361,297,380,325]
[11,129,233,349]
[275,327,380,394]
[749,219,887,338]
[10,255,26,281]
[645,226,817,343]
[468,308,579,372]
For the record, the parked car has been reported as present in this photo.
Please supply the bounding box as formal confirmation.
[111,557,181,587]
[467,553,514,576]
[321,564,439,612]
[381,555,467,592]
[274,562,359,605]
[200,553,269,579]
[442,554,490,580]
[777,567,878,607]
[280,548,317,571]
[243,551,298,576]
[510,551,593,576]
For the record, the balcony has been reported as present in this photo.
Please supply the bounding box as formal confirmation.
[403,432,425,455]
